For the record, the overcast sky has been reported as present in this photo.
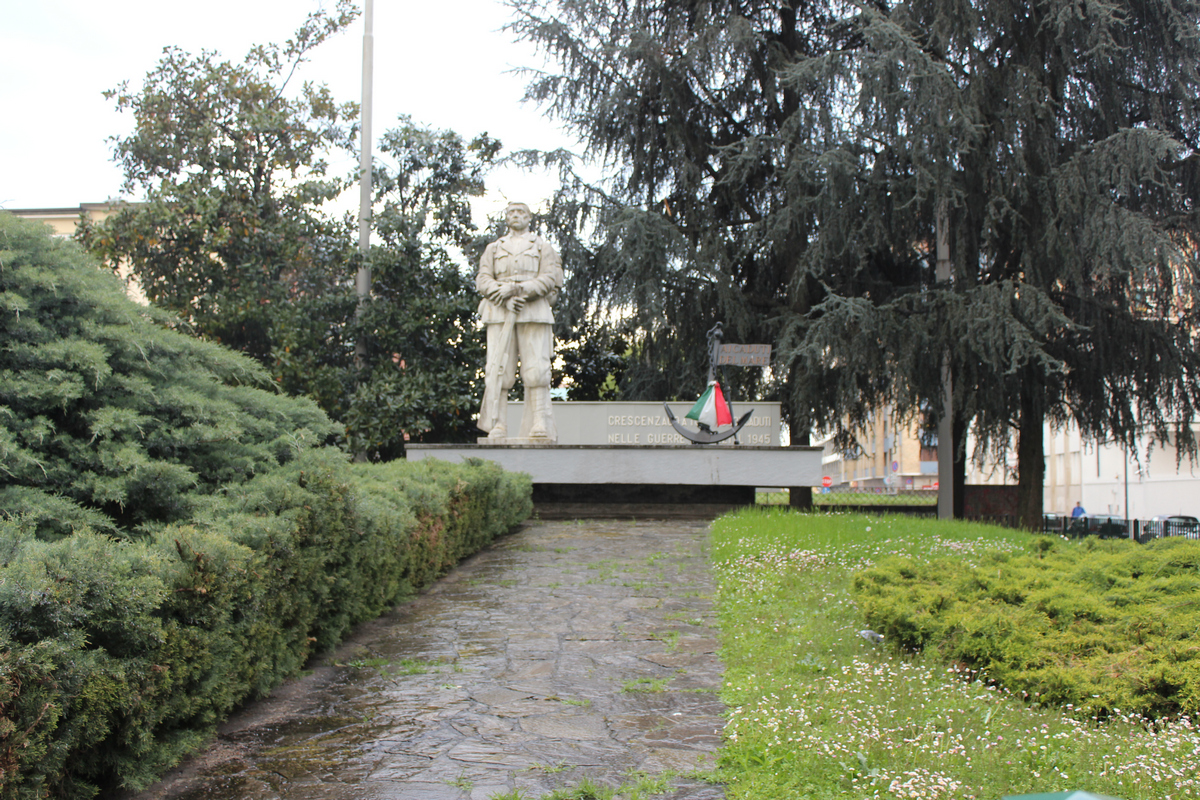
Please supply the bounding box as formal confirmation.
[0,0,581,214]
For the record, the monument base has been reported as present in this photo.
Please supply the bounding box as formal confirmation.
[476,436,555,446]
[530,483,754,519]
[406,444,823,519]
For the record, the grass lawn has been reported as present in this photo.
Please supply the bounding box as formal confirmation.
[709,509,1199,800]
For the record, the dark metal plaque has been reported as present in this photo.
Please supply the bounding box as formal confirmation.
[717,343,772,366]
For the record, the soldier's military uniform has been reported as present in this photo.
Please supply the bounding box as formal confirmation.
[475,226,563,440]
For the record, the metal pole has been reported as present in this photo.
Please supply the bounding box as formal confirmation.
[353,0,374,462]
[356,0,374,300]
[1124,446,1130,537]
[936,201,955,519]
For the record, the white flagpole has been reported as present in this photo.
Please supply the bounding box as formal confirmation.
[353,0,374,461]
[356,0,374,303]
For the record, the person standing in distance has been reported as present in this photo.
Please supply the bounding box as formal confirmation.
[476,202,563,441]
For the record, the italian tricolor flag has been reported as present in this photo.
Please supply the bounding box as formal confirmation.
[686,381,734,429]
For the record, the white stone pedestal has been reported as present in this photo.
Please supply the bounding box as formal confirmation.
[407,444,823,518]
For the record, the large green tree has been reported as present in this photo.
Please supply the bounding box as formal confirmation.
[79,2,360,365]
[79,6,498,456]
[342,119,497,457]
[510,0,1200,525]
[789,0,1200,527]
[510,0,837,401]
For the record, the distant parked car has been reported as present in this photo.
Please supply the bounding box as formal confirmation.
[1042,513,1067,534]
[1149,515,1200,539]
[1152,514,1199,525]
[1087,514,1129,538]
[1049,512,1121,537]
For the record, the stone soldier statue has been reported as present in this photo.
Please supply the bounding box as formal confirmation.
[476,202,563,441]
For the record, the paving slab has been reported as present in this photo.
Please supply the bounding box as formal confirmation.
[121,519,726,800]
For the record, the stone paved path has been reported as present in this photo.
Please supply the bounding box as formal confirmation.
[127,519,727,800]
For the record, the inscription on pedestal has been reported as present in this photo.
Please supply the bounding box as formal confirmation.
[504,401,782,446]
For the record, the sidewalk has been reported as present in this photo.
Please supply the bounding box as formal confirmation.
[127,519,727,800]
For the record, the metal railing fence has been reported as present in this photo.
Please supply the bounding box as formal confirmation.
[1041,515,1199,543]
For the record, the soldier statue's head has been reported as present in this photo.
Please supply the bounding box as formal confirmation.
[505,202,532,233]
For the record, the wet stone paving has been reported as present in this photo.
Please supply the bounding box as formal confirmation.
[127,519,727,800]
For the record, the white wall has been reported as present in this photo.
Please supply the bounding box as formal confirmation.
[1076,431,1200,518]
[968,422,1200,518]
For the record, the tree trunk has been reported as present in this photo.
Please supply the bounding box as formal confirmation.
[789,486,814,510]
[953,414,967,519]
[790,430,814,510]
[1016,384,1046,531]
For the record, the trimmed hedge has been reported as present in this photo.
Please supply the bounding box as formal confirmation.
[0,207,533,797]
[0,450,531,799]
[851,535,1200,719]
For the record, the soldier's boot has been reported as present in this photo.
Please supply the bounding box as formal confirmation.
[488,397,508,440]
[528,387,551,439]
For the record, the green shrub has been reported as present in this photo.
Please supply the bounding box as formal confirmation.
[0,212,338,539]
[852,535,1200,717]
[0,454,530,798]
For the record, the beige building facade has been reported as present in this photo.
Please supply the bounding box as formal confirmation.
[819,407,939,493]
[5,202,120,236]
[6,202,145,303]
